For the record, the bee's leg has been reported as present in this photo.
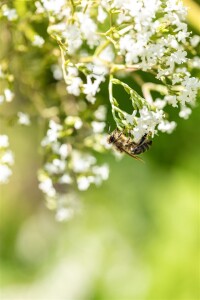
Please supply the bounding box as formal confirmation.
[117,132,123,139]
[133,155,144,163]
[126,130,132,144]
[111,128,122,140]
[115,129,124,141]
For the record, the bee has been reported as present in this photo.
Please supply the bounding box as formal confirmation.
[107,129,152,160]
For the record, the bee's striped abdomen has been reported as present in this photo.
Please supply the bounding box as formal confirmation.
[132,140,152,155]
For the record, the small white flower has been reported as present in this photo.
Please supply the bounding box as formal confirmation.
[97,6,107,23]
[41,0,65,13]
[83,75,103,104]
[4,89,14,102]
[0,164,12,184]
[164,95,178,107]
[51,64,63,80]
[92,164,109,181]
[91,121,106,133]
[190,35,200,48]
[0,135,9,148]
[189,56,200,69]
[53,159,66,171]
[32,35,45,47]
[77,12,99,48]
[41,120,62,146]
[94,105,107,121]
[1,150,14,165]
[17,112,31,126]
[173,50,187,64]
[158,120,176,133]
[172,74,182,85]
[125,112,137,125]
[2,6,18,21]
[170,38,179,49]
[67,66,79,77]
[154,98,167,109]
[59,174,72,184]
[45,159,66,174]
[38,177,56,197]
[67,77,83,96]
[77,176,90,191]
[59,144,69,159]
[49,120,63,131]
[179,106,192,119]
[62,24,82,54]
[65,116,83,129]
[71,151,96,173]
[56,207,74,221]
[74,119,83,130]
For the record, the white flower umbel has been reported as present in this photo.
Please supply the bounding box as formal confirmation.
[40,0,199,144]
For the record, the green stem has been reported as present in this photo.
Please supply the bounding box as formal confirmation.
[109,75,117,123]
[94,39,110,57]
[109,75,126,128]
[142,82,168,104]
[70,0,76,14]
[59,46,69,85]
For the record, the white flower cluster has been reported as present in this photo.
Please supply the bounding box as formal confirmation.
[1,4,18,21]
[38,109,109,220]
[36,0,200,143]
[125,107,164,142]
[0,135,14,184]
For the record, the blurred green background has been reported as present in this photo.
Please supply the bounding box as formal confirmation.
[0,1,200,299]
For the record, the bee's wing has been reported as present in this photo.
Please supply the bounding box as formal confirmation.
[123,148,144,163]
[126,141,137,148]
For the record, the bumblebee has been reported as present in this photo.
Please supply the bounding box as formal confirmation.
[107,129,152,160]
